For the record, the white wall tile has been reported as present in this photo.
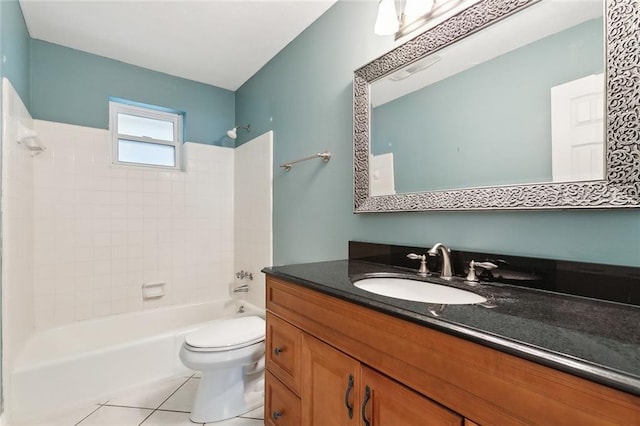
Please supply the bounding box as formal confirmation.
[234,131,273,309]
[2,78,36,371]
[30,123,236,328]
[5,111,272,358]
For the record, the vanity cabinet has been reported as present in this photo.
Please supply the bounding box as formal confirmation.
[267,313,461,425]
[302,333,461,425]
[360,365,462,425]
[301,333,361,425]
[266,313,302,394]
[265,370,301,426]
[265,274,640,424]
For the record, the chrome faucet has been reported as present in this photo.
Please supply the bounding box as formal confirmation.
[236,270,253,280]
[233,284,249,293]
[428,243,453,279]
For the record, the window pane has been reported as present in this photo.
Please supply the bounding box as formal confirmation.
[118,139,176,167]
[118,113,174,141]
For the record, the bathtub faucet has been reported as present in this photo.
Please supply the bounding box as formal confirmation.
[233,284,249,293]
[236,270,253,280]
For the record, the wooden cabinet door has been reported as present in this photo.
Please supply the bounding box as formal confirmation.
[361,366,463,426]
[265,371,301,426]
[302,334,361,425]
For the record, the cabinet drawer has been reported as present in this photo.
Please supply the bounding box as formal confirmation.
[265,370,301,426]
[266,312,302,394]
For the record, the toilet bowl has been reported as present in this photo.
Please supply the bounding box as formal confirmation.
[179,315,266,423]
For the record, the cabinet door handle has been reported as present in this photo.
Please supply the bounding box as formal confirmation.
[273,346,284,356]
[344,374,354,419]
[272,410,282,420]
[361,385,371,426]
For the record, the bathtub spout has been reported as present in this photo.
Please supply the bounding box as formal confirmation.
[233,284,249,293]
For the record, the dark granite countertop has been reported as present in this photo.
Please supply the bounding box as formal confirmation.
[263,259,640,397]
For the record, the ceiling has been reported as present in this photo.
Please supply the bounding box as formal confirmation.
[19,0,338,91]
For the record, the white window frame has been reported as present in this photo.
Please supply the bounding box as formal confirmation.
[109,101,183,170]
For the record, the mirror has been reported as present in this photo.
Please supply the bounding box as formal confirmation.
[353,0,640,212]
[371,0,604,194]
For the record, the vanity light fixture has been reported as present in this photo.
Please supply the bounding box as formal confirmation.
[404,0,435,22]
[375,0,468,40]
[374,0,435,36]
[374,0,400,36]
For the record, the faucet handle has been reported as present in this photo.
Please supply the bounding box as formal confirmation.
[465,260,498,285]
[474,261,497,270]
[407,253,429,276]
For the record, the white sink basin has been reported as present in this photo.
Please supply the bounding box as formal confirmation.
[354,277,486,305]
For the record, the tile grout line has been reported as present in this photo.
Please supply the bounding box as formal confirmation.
[72,374,260,425]
[101,403,190,413]
[138,374,195,425]
[73,402,105,425]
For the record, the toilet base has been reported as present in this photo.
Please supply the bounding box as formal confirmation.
[189,365,265,423]
[178,320,266,424]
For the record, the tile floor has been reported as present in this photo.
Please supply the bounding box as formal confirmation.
[28,374,264,426]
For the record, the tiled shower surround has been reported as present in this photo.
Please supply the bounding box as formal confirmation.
[31,120,235,329]
[2,78,36,370]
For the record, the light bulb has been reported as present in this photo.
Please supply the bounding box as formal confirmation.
[374,0,399,36]
[227,128,237,139]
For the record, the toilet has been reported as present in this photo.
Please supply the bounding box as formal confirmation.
[179,315,266,423]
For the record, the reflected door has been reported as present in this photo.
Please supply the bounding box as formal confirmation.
[551,73,604,182]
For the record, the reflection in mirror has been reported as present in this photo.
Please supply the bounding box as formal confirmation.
[354,0,640,212]
[369,0,604,196]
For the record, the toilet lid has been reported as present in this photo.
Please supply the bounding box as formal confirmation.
[185,316,265,351]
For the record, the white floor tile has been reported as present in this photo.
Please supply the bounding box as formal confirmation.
[207,417,264,426]
[106,376,190,409]
[141,410,201,425]
[30,372,264,426]
[157,378,199,412]
[18,402,102,426]
[78,406,153,425]
[239,406,264,420]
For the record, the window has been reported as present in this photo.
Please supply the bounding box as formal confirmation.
[109,100,184,169]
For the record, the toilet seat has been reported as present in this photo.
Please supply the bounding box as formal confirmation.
[184,316,265,353]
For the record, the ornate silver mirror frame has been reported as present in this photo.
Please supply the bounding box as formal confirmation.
[353,0,640,212]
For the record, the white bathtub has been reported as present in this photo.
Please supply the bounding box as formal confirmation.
[9,298,264,424]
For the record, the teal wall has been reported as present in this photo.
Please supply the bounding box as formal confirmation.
[30,40,235,147]
[236,1,640,267]
[1,0,31,105]
[372,18,603,192]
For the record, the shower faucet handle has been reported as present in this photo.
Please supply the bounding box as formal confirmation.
[235,270,253,280]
